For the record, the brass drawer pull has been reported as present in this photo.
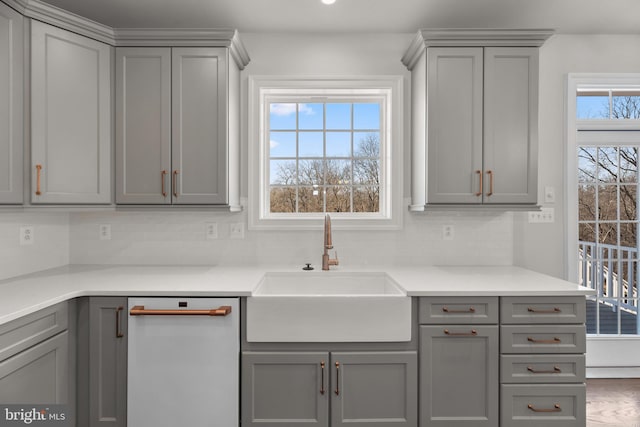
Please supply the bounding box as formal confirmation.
[475,170,483,196]
[334,362,340,396]
[528,403,561,413]
[173,170,179,198]
[35,164,43,195]
[320,361,325,395]
[527,365,561,374]
[527,336,561,344]
[444,329,477,336]
[527,307,562,314]
[486,170,494,196]
[161,170,168,197]
[129,305,232,316]
[115,306,124,338]
[442,306,476,314]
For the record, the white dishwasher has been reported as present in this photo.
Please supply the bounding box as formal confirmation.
[127,297,239,427]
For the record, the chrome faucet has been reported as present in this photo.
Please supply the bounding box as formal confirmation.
[322,214,339,271]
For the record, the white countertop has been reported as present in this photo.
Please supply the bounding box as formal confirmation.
[0,264,594,325]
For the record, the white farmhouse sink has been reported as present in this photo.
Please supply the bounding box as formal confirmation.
[246,272,411,342]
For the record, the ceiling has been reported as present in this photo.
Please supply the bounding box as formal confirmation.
[39,0,640,34]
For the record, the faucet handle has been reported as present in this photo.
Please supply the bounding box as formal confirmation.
[329,251,339,266]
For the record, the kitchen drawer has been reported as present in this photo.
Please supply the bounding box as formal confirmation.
[501,355,585,384]
[0,302,68,362]
[501,296,586,324]
[418,297,498,324]
[501,384,586,427]
[501,325,586,354]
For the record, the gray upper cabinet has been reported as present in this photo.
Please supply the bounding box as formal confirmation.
[0,1,23,204]
[116,48,172,204]
[402,30,552,210]
[31,20,112,204]
[116,46,231,205]
[426,46,537,205]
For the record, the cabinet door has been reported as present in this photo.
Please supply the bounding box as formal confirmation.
[483,48,538,204]
[0,2,23,204]
[0,331,68,404]
[116,48,171,204]
[331,352,417,427]
[420,325,498,427]
[172,47,228,204]
[242,352,329,427]
[88,297,127,427]
[427,47,483,204]
[31,21,111,204]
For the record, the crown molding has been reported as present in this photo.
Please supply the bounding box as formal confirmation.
[1,0,250,67]
[5,0,115,44]
[402,28,555,70]
[114,28,250,69]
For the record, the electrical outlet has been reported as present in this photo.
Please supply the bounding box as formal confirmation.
[20,226,34,245]
[99,224,112,240]
[229,223,245,239]
[528,207,555,223]
[442,225,455,241]
[206,222,218,240]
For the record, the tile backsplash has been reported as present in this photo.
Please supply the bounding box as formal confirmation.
[69,205,513,268]
[0,212,69,280]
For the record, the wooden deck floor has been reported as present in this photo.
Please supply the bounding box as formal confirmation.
[587,378,640,426]
[587,299,639,334]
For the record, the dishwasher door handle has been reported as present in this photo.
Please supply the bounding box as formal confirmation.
[129,305,232,316]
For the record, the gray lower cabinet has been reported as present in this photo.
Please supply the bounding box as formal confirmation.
[242,351,417,427]
[0,1,23,204]
[77,297,127,427]
[0,303,70,404]
[419,325,499,427]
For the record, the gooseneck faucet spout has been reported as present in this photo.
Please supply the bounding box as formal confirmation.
[322,214,339,271]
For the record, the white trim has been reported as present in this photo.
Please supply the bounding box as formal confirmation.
[248,76,404,231]
[566,73,640,282]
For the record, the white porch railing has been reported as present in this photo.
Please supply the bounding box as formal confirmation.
[579,241,638,315]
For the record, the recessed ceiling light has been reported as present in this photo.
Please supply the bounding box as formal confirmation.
[321,0,337,4]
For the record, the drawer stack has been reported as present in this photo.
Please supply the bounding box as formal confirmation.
[500,296,586,427]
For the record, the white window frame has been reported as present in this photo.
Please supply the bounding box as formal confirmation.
[248,76,403,230]
[566,73,640,378]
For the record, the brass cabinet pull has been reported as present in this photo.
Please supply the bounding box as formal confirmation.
[527,365,561,374]
[475,170,483,196]
[528,307,562,314]
[444,329,478,336]
[320,361,325,395]
[129,305,232,316]
[161,170,168,197]
[115,306,124,338]
[528,403,561,413]
[442,306,476,314]
[35,164,43,195]
[173,170,179,198]
[486,170,494,196]
[334,362,340,396]
[527,336,561,344]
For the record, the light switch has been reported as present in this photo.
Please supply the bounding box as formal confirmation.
[544,186,556,203]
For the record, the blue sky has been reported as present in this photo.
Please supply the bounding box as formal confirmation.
[269,102,380,158]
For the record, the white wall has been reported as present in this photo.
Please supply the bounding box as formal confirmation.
[514,34,640,279]
[0,212,69,280]
[68,33,514,268]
